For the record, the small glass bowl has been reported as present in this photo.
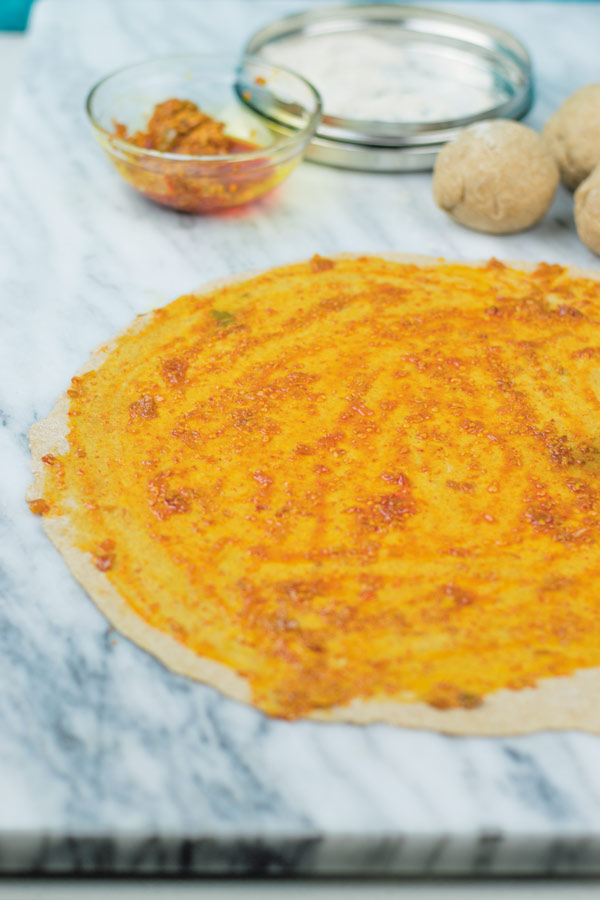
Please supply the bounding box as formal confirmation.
[85,54,322,213]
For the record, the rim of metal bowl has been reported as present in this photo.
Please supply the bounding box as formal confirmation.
[244,3,533,141]
[85,53,323,164]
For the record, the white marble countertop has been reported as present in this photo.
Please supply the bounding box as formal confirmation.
[0,33,24,126]
[2,0,600,884]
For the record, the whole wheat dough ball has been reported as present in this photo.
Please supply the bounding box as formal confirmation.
[543,85,600,190]
[574,163,600,255]
[433,120,559,234]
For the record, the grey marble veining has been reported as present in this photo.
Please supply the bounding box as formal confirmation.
[2,0,600,876]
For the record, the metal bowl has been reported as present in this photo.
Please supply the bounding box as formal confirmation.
[244,4,532,171]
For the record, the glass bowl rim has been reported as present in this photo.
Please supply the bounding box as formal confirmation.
[85,52,323,164]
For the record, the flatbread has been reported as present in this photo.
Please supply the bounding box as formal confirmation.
[28,253,600,734]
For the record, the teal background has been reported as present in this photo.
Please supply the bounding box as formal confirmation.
[1,0,35,30]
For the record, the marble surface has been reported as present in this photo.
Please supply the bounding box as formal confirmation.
[0,34,24,125]
[2,0,600,877]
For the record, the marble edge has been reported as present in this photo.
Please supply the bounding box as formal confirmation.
[2,830,600,876]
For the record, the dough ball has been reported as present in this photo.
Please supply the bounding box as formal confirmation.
[575,163,600,255]
[433,120,559,235]
[543,85,600,190]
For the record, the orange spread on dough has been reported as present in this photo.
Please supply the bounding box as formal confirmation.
[34,256,600,718]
